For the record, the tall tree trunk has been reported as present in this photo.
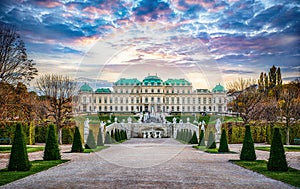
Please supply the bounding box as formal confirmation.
[58,127,62,145]
[286,124,290,145]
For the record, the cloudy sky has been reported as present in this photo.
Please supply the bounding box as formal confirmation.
[0,0,299,89]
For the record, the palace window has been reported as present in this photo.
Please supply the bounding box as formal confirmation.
[177,97,180,104]
[115,106,118,111]
[171,97,174,104]
[110,98,113,103]
[187,97,190,104]
[115,97,118,103]
[120,97,123,103]
[209,97,212,104]
[151,89,154,93]
[182,97,185,104]
[198,97,201,104]
[203,97,207,104]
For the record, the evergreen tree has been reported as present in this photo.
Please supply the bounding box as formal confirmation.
[269,65,277,88]
[198,129,205,146]
[8,123,31,171]
[104,131,111,144]
[240,125,256,161]
[206,131,216,149]
[44,124,61,160]
[85,129,97,149]
[264,73,269,91]
[111,130,115,140]
[267,128,288,171]
[218,129,229,152]
[176,130,179,140]
[71,126,84,152]
[276,67,282,86]
[258,72,265,92]
[97,127,104,146]
[188,130,192,143]
[115,129,119,142]
[124,130,128,140]
[190,131,198,144]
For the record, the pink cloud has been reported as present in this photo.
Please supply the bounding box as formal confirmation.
[36,1,62,8]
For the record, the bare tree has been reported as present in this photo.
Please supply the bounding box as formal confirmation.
[278,82,300,144]
[36,74,77,144]
[0,23,38,84]
[227,78,262,124]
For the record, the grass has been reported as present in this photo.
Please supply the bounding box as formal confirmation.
[0,146,44,153]
[230,160,300,188]
[0,160,69,186]
[255,146,300,152]
[193,145,237,154]
[83,146,108,153]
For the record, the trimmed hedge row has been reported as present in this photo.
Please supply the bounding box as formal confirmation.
[0,122,75,144]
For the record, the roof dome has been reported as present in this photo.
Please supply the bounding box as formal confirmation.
[79,83,93,92]
[114,78,141,86]
[212,84,225,93]
[142,75,163,86]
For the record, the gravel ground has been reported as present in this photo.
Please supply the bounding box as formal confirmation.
[1,139,298,189]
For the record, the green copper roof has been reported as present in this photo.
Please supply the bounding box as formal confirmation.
[114,78,141,86]
[95,88,111,93]
[80,83,93,92]
[212,84,225,92]
[142,75,163,86]
[165,79,191,86]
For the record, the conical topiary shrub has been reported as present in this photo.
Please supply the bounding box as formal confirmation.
[44,124,61,160]
[8,123,31,171]
[97,128,104,146]
[71,126,84,152]
[240,125,256,161]
[104,131,111,144]
[218,129,229,152]
[198,129,205,146]
[267,128,288,171]
[85,129,97,149]
[190,131,198,144]
[206,131,216,149]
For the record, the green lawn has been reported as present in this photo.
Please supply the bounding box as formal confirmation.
[255,146,300,152]
[0,160,69,186]
[83,146,108,153]
[0,146,44,153]
[193,145,237,154]
[230,160,300,188]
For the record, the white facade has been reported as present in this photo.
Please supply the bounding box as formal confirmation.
[75,75,227,114]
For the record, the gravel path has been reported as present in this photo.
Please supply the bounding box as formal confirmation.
[1,139,298,189]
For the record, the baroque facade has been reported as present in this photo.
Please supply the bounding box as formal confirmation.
[75,75,227,114]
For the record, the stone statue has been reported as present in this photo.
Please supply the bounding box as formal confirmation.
[173,117,177,124]
[187,117,190,123]
[201,120,205,132]
[127,117,132,123]
[215,118,221,134]
[114,117,118,123]
[84,118,90,142]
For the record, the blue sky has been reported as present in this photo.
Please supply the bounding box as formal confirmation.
[0,0,299,89]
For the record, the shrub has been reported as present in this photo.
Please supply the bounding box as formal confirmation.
[198,129,205,146]
[267,128,288,171]
[206,131,216,149]
[124,130,128,140]
[104,131,111,144]
[44,124,61,160]
[8,123,31,171]
[85,129,97,149]
[240,125,256,161]
[71,127,84,152]
[97,128,104,146]
[190,131,198,144]
[218,129,229,152]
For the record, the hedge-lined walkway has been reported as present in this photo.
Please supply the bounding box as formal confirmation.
[2,139,297,188]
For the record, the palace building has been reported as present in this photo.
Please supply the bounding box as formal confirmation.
[75,75,228,114]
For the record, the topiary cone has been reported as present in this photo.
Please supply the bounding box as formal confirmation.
[71,126,84,152]
[85,129,97,149]
[8,123,31,171]
[240,125,256,161]
[97,127,104,146]
[44,124,61,160]
[206,131,216,149]
[218,129,229,152]
[267,128,288,171]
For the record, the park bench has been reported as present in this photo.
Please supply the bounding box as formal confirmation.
[0,138,11,144]
[294,138,300,145]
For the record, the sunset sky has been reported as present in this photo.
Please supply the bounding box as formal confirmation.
[0,0,299,89]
